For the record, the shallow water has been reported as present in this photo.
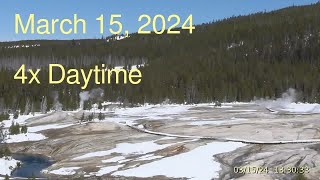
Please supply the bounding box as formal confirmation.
[12,154,53,178]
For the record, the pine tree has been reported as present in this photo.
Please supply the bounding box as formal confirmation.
[80,113,85,122]
[87,113,94,121]
[9,122,20,135]
[98,112,105,121]
[98,102,103,111]
[21,125,28,134]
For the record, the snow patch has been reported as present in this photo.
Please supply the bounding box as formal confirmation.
[28,124,74,133]
[102,156,125,163]
[50,167,81,175]
[113,142,245,180]
[4,133,46,143]
[73,140,173,160]
[0,157,19,176]
[89,165,123,176]
[136,154,163,161]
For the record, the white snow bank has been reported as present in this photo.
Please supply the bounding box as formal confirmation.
[256,88,320,114]
[28,124,74,133]
[226,109,257,112]
[189,117,248,126]
[223,102,253,105]
[4,133,46,143]
[102,156,125,163]
[0,157,19,176]
[114,104,190,119]
[73,140,173,160]
[113,142,245,180]
[267,103,320,114]
[50,167,81,175]
[136,154,163,161]
[2,114,43,128]
[90,165,124,176]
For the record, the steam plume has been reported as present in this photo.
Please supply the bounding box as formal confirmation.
[79,88,104,109]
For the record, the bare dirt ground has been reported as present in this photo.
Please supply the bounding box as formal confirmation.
[7,103,320,180]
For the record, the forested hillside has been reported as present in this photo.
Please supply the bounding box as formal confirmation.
[1,3,320,112]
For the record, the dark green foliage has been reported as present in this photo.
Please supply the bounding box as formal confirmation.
[0,113,10,122]
[98,102,103,110]
[16,161,21,168]
[9,122,20,135]
[0,145,11,158]
[8,122,27,135]
[80,113,85,122]
[1,3,320,110]
[98,112,105,121]
[4,174,9,180]
[87,113,94,122]
[21,125,28,134]
[83,101,92,110]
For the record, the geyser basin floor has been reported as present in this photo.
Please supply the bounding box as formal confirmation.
[5,103,320,180]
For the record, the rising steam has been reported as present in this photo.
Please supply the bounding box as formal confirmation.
[255,88,320,114]
[255,88,297,109]
[51,91,63,111]
[79,88,104,109]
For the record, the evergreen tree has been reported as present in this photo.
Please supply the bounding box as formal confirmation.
[98,112,105,121]
[98,102,103,111]
[21,125,28,134]
[9,122,20,135]
[87,113,94,122]
[80,113,85,122]
[1,4,320,109]
[0,113,9,122]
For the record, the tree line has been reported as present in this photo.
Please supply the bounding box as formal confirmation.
[1,3,320,112]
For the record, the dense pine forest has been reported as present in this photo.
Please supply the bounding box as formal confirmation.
[1,3,320,112]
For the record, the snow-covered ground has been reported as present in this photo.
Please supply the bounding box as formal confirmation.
[113,104,191,120]
[106,35,128,42]
[1,113,75,143]
[50,167,81,175]
[72,138,245,178]
[8,99,320,179]
[268,103,320,114]
[4,133,46,143]
[73,139,174,160]
[256,88,320,114]
[1,113,43,128]
[90,165,124,176]
[189,117,249,126]
[0,157,19,176]
[136,154,163,161]
[28,124,74,133]
[102,156,126,163]
[113,142,245,180]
